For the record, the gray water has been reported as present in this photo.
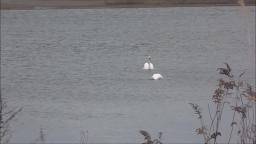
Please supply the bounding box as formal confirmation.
[1,6,255,143]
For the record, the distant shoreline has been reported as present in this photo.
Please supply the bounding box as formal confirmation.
[1,1,255,10]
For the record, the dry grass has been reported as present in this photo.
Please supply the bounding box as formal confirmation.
[30,127,46,144]
[0,100,22,144]
[139,130,163,144]
[190,63,256,144]
[80,130,89,144]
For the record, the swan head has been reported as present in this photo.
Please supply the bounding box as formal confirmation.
[147,56,152,61]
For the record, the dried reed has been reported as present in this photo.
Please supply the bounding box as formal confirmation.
[139,130,163,144]
[190,63,256,144]
[80,130,88,144]
[0,100,22,144]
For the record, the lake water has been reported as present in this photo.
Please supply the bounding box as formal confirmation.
[1,6,255,143]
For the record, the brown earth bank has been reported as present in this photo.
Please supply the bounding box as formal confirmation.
[1,0,255,10]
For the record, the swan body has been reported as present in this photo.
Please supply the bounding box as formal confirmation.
[143,56,154,70]
[152,73,163,80]
[143,62,154,70]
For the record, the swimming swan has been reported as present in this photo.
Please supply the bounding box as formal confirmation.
[143,56,154,70]
[152,73,163,80]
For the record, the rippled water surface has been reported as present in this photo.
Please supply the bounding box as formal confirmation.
[1,6,255,143]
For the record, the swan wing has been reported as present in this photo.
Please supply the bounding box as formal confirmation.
[149,63,154,70]
[143,63,149,70]
[158,74,163,79]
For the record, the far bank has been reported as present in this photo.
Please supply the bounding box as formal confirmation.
[1,0,255,10]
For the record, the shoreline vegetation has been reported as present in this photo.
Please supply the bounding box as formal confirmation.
[190,63,256,144]
[1,0,255,10]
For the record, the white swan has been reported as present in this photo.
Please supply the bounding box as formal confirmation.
[143,56,154,70]
[152,73,163,80]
